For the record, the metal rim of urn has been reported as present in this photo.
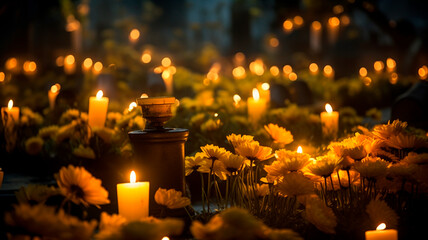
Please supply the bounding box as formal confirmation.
[137,97,176,128]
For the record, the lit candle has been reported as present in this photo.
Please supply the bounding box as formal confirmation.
[88,90,109,128]
[386,58,396,73]
[117,171,150,221]
[359,67,368,79]
[23,61,37,76]
[323,65,335,79]
[327,17,340,45]
[48,84,61,110]
[283,19,294,34]
[64,55,76,75]
[320,103,339,139]
[92,62,103,76]
[310,21,322,53]
[257,83,271,103]
[418,65,427,80]
[129,29,140,44]
[365,223,397,240]
[309,63,319,75]
[247,88,267,126]
[374,61,384,74]
[297,146,303,153]
[82,58,93,73]
[1,99,20,126]
[233,94,241,108]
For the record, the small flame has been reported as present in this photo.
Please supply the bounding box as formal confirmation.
[161,237,170,240]
[214,113,218,117]
[261,83,270,91]
[8,99,13,109]
[141,93,149,98]
[51,84,60,93]
[376,223,386,231]
[96,90,103,99]
[297,146,303,153]
[233,94,241,104]
[128,102,137,112]
[65,55,75,65]
[130,171,136,184]
[252,88,260,101]
[83,58,93,69]
[325,103,333,113]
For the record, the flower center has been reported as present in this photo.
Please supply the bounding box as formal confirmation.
[70,184,85,199]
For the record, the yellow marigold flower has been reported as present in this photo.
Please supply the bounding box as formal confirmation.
[329,134,369,160]
[387,162,418,181]
[131,115,146,129]
[38,125,59,139]
[55,165,110,207]
[201,118,219,132]
[15,184,60,204]
[72,144,96,159]
[55,121,78,143]
[372,120,407,140]
[93,126,118,144]
[265,160,288,183]
[384,133,428,150]
[155,188,191,209]
[307,153,340,178]
[264,123,294,145]
[330,170,360,189]
[198,158,228,180]
[185,152,205,176]
[354,156,389,180]
[276,172,314,197]
[275,149,311,172]
[255,183,270,197]
[304,196,337,234]
[402,152,428,165]
[95,212,126,240]
[20,107,43,126]
[220,153,246,175]
[226,133,255,148]
[200,144,229,162]
[5,203,97,240]
[366,198,399,229]
[25,136,44,155]
[235,141,273,162]
[59,108,81,124]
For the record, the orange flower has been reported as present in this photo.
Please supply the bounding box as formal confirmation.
[264,123,294,145]
[235,141,273,163]
[154,188,191,209]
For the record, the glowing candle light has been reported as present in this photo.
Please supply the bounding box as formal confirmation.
[5,57,19,73]
[293,15,304,28]
[2,99,20,126]
[128,102,137,112]
[269,37,279,48]
[64,54,76,74]
[161,57,172,67]
[82,58,93,73]
[129,28,140,44]
[92,61,103,75]
[23,61,37,76]
[88,90,109,128]
[162,69,173,95]
[249,59,265,76]
[283,19,293,34]
[327,17,340,45]
[389,73,398,85]
[374,61,384,74]
[323,65,335,79]
[289,72,298,81]
[283,65,293,76]
[161,237,170,240]
[320,103,339,139]
[270,66,279,76]
[233,94,241,108]
[48,84,61,110]
[309,63,319,75]
[365,223,397,240]
[297,146,303,153]
[0,72,5,82]
[141,93,149,98]
[247,88,267,126]
[310,21,322,53]
[232,66,246,79]
[234,52,246,66]
[386,58,396,73]
[141,51,152,63]
[117,171,150,221]
[257,82,271,103]
[418,65,427,80]
[359,67,368,78]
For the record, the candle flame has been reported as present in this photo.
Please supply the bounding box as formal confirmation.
[261,83,270,91]
[214,113,218,117]
[130,171,136,183]
[309,63,318,73]
[374,61,384,72]
[96,90,103,99]
[51,84,59,93]
[141,93,149,98]
[8,99,13,109]
[376,223,386,231]
[83,58,93,69]
[297,146,303,153]
[128,102,137,112]
[93,62,103,73]
[161,57,172,67]
[233,94,241,104]
[129,29,140,41]
[311,21,321,31]
[359,67,368,77]
[325,103,333,113]
[269,66,279,76]
[161,237,170,240]
[65,55,75,65]
[252,88,260,101]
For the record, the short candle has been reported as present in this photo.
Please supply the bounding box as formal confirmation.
[365,223,397,240]
[88,90,109,128]
[117,171,150,221]
[320,103,339,139]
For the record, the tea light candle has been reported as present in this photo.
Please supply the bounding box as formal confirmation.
[1,99,20,126]
[117,171,150,221]
[48,84,61,110]
[320,103,339,139]
[365,223,397,240]
[248,88,267,126]
[88,90,109,128]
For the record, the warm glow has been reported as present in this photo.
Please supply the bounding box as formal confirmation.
[83,58,93,69]
[8,99,13,110]
[50,84,60,93]
[23,61,37,72]
[261,82,270,91]
[234,52,245,64]
[252,88,260,101]
[93,62,103,72]
[0,72,4,82]
[162,70,171,80]
[5,57,18,70]
[283,65,292,75]
[141,51,152,63]
[207,71,219,81]
[269,37,279,47]
[214,113,219,118]
[386,58,396,70]
[283,19,293,31]
[325,103,333,113]
[309,63,319,73]
[232,66,246,79]
[129,29,140,41]
[96,90,103,99]
[233,94,241,104]
[389,72,398,84]
[65,55,75,65]
[312,21,321,31]
[249,59,264,76]
[323,65,333,76]
[169,66,177,75]
[161,237,170,240]
[328,17,340,27]
[363,77,372,86]
[141,93,149,98]
[341,15,351,26]
[130,171,136,184]
[376,223,386,231]
[56,56,64,67]
[297,146,303,153]
[289,72,298,81]
[270,66,279,76]
[333,5,344,14]
[418,66,428,80]
[161,57,172,67]
[374,61,384,72]
[359,67,368,77]
[293,16,304,26]
[128,102,137,111]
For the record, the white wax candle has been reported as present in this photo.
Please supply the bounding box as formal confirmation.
[248,88,267,126]
[365,223,398,240]
[117,171,150,221]
[1,99,20,126]
[88,90,109,128]
[320,103,339,139]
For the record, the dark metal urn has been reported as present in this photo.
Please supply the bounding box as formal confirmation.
[128,97,189,216]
